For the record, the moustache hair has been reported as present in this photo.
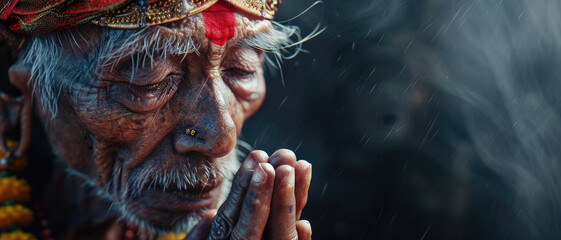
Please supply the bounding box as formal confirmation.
[124,154,239,199]
[62,142,246,234]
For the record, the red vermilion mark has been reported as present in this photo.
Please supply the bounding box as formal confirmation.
[202,1,236,46]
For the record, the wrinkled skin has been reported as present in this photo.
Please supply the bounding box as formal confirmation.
[4,13,312,240]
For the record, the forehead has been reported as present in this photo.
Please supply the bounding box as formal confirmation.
[93,12,273,71]
[117,13,272,55]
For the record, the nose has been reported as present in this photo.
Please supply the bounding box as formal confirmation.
[173,77,237,158]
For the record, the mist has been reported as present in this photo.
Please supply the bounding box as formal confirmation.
[241,0,561,239]
[419,0,561,238]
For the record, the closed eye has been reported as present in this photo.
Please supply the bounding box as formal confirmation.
[222,68,256,81]
[129,74,181,98]
[111,73,182,113]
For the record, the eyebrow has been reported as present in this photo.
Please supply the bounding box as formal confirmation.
[97,26,202,73]
[95,15,293,76]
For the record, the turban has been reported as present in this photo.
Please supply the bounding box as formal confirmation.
[0,0,280,34]
[0,0,130,34]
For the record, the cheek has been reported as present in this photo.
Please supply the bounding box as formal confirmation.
[234,69,267,119]
[68,84,155,143]
[229,72,265,135]
[37,97,98,177]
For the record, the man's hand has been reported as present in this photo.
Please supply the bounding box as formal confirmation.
[185,149,312,240]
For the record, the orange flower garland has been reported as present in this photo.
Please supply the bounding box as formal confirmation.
[0,231,37,240]
[0,204,34,229]
[0,140,36,239]
[0,177,31,203]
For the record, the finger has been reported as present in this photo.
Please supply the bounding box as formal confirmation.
[295,220,312,240]
[269,149,297,169]
[294,160,312,220]
[184,209,217,240]
[208,150,268,240]
[268,165,297,240]
[231,163,275,240]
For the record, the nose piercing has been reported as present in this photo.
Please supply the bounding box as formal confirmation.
[186,128,197,136]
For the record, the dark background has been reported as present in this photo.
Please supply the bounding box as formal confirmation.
[2,0,561,239]
[243,0,561,239]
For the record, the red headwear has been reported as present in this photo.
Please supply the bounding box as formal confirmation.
[0,0,280,34]
[0,0,130,34]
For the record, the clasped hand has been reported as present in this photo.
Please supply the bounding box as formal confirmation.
[185,149,312,240]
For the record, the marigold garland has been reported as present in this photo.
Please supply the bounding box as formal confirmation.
[0,231,37,240]
[0,139,36,239]
[0,204,33,229]
[158,232,187,240]
[0,177,31,203]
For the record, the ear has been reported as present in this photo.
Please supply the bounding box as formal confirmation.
[0,61,33,158]
[0,24,26,56]
[8,61,32,95]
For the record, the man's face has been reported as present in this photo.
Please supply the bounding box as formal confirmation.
[38,14,270,231]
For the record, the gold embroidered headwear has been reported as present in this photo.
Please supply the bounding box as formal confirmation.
[92,0,280,29]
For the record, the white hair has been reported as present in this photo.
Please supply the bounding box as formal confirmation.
[18,17,311,235]
[17,19,310,117]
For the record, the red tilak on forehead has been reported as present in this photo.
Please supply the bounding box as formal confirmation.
[202,1,236,46]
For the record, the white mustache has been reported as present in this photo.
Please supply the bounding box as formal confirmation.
[125,156,239,199]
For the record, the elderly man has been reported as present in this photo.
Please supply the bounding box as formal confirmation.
[0,0,312,239]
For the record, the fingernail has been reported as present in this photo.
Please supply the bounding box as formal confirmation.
[306,164,312,183]
[286,167,295,187]
[252,163,267,183]
[244,155,256,170]
[300,161,311,171]
[269,149,294,165]
[269,155,281,165]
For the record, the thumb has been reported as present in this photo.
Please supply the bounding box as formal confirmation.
[184,209,217,240]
